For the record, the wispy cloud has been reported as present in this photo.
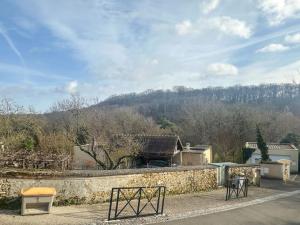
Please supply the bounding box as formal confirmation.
[0,23,25,66]
[181,23,300,63]
[0,62,71,81]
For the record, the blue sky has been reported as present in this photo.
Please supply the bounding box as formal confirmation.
[1,0,300,111]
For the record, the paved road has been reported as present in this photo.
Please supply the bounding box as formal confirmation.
[156,194,300,225]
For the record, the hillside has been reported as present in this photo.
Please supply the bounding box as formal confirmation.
[99,84,300,117]
[41,83,300,163]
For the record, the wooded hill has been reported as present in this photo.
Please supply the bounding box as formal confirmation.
[100,83,300,106]
[2,83,300,166]
[95,83,300,162]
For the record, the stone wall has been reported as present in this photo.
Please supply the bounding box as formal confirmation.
[228,164,260,184]
[0,166,217,208]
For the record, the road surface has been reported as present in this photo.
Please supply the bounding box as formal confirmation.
[156,194,300,225]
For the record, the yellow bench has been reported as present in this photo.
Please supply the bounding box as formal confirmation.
[21,187,56,216]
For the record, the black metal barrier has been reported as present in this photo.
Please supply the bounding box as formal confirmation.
[108,186,166,221]
[225,177,248,201]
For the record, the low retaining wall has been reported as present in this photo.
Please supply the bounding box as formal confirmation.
[0,166,217,208]
[0,164,259,209]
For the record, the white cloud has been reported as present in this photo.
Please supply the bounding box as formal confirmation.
[65,80,78,94]
[285,32,300,44]
[201,0,220,14]
[258,0,300,25]
[257,43,290,53]
[175,20,193,35]
[211,16,252,39]
[207,63,239,76]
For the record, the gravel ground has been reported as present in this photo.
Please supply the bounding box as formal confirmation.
[0,179,296,225]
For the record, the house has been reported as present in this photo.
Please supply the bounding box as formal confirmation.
[172,143,213,166]
[245,142,299,173]
[72,135,211,169]
[135,135,184,167]
[71,135,185,169]
[187,144,213,164]
[136,135,213,167]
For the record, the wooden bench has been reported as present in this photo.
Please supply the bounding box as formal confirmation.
[21,187,56,216]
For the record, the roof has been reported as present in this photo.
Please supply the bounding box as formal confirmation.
[134,135,183,159]
[184,145,211,152]
[246,142,298,151]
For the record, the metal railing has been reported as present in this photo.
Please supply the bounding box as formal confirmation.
[108,186,166,221]
[225,177,248,201]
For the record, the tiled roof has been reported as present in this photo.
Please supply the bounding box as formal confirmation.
[246,142,298,150]
[118,134,183,158]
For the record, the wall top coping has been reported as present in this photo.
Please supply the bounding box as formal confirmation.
[0,165,214,179]
[0,164,259,179]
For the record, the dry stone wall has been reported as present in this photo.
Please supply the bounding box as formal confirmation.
[0,167,217,208]
[229,165,260,184]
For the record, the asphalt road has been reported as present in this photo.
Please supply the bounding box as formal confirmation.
[156,194,300,225]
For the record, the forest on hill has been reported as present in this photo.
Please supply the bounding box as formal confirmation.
[97,83,300,162]
[100,83,300,115]
[1,83,300,166]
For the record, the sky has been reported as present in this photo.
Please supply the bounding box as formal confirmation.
[1,0,300,111]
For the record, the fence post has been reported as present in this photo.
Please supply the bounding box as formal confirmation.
[114,189,120,219]
[161,187,166,215]
[156,186,161,214]
[136,187,142,217]
[224,165,229,186]
[108,188,114,221]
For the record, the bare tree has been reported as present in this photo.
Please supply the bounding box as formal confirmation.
[77,135,143,170]
[49,96,160,169]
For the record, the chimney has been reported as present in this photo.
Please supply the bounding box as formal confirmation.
[186,143,190,151]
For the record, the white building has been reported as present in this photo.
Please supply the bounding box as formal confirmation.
[246,142,299,173]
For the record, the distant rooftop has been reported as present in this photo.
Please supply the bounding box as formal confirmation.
[246,142,298,150]
[117,134,184,158]
[183,145,211,152]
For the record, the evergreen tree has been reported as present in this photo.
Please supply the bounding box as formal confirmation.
[256,126,270,161]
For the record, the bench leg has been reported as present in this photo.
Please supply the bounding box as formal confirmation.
[21,197,26,216]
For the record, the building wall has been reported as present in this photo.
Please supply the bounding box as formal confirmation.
[248,149,298,173]
[203,146,213,163]
[260,163,290,180]
[182,152,203,166]
[0,167,217,207]
[172,152,205,166]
